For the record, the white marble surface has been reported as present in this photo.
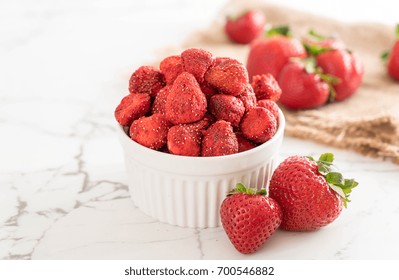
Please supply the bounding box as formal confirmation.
[1,0,399,260]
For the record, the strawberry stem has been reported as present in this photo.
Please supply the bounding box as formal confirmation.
[308,153,358,208]
[308,29,327,41]
[228,183,267,196]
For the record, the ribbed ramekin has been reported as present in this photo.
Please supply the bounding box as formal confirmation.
[117,110,285,228]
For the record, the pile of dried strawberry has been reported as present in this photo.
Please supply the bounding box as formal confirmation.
[115,48,281,157]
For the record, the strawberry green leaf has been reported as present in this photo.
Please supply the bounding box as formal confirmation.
[308,153,359,208]
[266,25,291,38]
[328,86,337,103]
[308,29,327,41]
[381,50,390,63]
[257,189,267,195]
[228,183,267,196]
[318,73,340,86]
[303,43,332,56]
[247,188,255,195]
[343,178,359,189]
[396,24,399,39]
[235,182,247,193]
[326,172,344,185]
[303,57,317,73]
[329,184,346,199]
[317,163,331,175]
[318,153,334,163]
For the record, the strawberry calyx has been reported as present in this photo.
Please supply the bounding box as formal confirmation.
[227,182,267,196]
[265,25,292,38]
[381,24,399,63]
[303,43,333,56]
[307,153,358,207]
[381,50,390,63]
[301,57,340,102]
[308,29,328,41]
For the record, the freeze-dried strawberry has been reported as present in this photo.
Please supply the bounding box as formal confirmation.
[240,107,277,143]
[251,74,282,101]
[129,114,171,150]
[159,55,184,85]
[191,116,213,131]
[204,58,249,96]
[114,93,151,126]
[257,99,279,122]
[209,94,245,128]
[167,123,202,156]
[165,72,207,125]
[237,84,257,112]
[128,66,165,97]
[199,80,218,101]
[201,120,238,157]
[181,48,214,82]
[235,132,257,153]
[151,85,172,115]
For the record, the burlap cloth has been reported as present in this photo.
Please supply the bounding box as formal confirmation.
[157,0,399,164]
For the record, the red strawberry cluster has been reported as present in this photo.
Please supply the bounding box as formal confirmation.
[246,26,364,110]
[115,48,281,157]
[220,153,358,254]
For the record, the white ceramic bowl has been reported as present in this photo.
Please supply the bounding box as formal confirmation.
[117,109,285,228]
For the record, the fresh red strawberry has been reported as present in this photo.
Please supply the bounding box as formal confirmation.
[269,153,358,231]
[301,29,363,102]
[240,107,277,143]
[316,49,363,101]
[159,55,183,85]
[278,60,330,110]
[220,183,282,254]
[165,72,207,124]
[128,66,165,97]
[257,99,279,122]
[251,73,282,101]
[246,26,306,80]
[201,120,238,156]
[204,58,249,96]
[114,93,151,126]
[383,24,399,80]
[181,48,214,82]
[129,114,171,150]
[224,10,266,44]
[209,94,245,128]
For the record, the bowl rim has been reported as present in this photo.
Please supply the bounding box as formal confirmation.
[117,109,285,163]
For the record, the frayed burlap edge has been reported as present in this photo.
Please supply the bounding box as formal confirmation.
[284,111,399,164]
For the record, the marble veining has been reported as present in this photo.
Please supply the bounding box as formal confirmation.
[1,0,399,260]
